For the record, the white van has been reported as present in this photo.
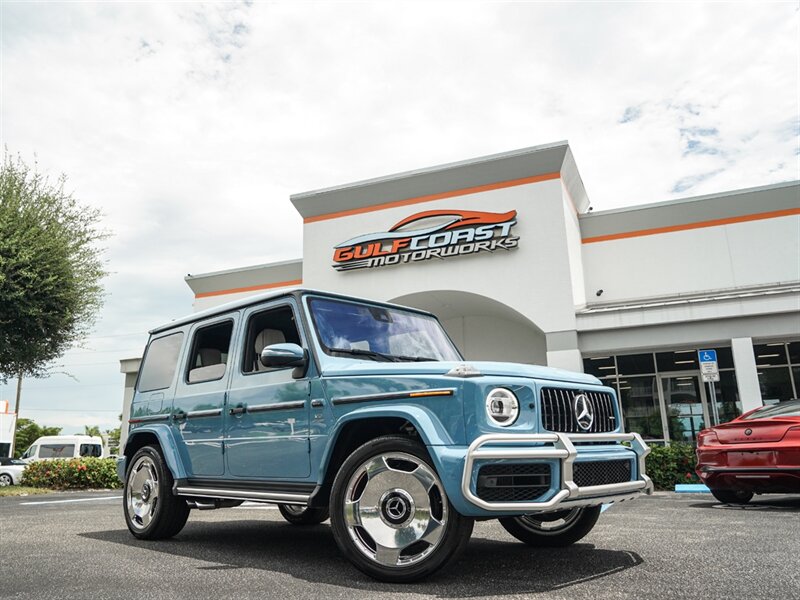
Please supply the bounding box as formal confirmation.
[20,435,105,461]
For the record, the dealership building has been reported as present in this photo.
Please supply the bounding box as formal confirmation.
[123,141,800,445]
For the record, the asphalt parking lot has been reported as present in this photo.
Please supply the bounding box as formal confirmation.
[1,491,798,600]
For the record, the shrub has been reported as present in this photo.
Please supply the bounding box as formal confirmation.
[645,442,699,490]
[21,457,122,490]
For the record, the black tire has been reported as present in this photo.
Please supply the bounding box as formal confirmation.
[0,473,13,486]
[123,445,190,540]
[278,503,330,525]
[711,488,754,505]
[499,506,602,547]
[329,435,474,583]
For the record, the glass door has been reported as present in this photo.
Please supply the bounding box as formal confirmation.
[659,374,709,443]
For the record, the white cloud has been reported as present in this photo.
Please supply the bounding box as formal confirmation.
[1,2,798,432]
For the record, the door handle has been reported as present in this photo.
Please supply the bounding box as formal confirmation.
[229,403,247,416]
[172,410,187,421]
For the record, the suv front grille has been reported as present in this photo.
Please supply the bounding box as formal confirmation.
[573,460,632,487]
[540,388,617,433]
[476,463,551,502]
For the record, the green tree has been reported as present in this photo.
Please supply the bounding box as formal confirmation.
[84,425,101,437]
[104,413,122,455]
[13,418,62,458]
[0,154,108,445]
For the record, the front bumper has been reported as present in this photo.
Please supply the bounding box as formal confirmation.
[462,432,654,512]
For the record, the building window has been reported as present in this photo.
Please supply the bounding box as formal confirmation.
[618,376,663,440]
[584,345,740,444]
[754,342,799,404]
[713,371,742,423]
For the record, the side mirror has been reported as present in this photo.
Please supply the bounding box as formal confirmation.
[260,343,308,378]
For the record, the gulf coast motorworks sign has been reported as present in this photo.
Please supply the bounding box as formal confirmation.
[332,209,519,272]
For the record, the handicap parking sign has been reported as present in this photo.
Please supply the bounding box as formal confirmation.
[698,349,717,363]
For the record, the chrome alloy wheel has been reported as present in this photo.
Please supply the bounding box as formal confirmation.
[516,508,583,534]
[343,452,447,568]
[126,455,160,530]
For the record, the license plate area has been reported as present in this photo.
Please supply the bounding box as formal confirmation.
[727,451,776,467]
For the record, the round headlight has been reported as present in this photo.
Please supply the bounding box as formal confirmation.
[485,388,519,427]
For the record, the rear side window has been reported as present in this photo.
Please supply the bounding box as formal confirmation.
[138,332,184,392]
[187,321,234,384]
[39,444,75,458]
[80,444,102,457]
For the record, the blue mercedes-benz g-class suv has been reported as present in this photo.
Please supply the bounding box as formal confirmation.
[120,289,652,582]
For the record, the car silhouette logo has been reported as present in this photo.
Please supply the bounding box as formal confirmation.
[573,394,594,431]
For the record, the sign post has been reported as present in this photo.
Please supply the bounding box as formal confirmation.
[698,349,720,426]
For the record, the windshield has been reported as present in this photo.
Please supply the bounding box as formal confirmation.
[743,399,800,420]
[308,297,462,362]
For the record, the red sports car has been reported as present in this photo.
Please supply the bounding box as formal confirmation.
[696,399,800,504]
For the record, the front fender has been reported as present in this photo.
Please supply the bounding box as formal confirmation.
[315,403,460,483]
[120,424,187,482]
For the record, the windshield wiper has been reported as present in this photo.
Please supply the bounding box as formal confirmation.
[329,347,398,362]
[328,348,436,363]
[390,354,437,362]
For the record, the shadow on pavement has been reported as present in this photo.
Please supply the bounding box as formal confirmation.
[689,495,800,513]
[82,520,643,596]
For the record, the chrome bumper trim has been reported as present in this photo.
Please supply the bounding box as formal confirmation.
[461,432,654,511]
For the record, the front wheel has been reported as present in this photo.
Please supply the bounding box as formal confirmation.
[329,436,474,583]
[0,473,13,486]
[499,506,602,547]
[278,503,329,525]
[711,488,753,505]
[123,445,190,540]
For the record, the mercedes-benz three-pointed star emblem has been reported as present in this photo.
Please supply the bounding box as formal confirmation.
[573,393,594,431]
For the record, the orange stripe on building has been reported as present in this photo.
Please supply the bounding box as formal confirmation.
[581,208,800,244]
[195,279,303,299]
[304,172,561,224]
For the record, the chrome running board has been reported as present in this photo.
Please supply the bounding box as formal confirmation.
[174,485,309,506]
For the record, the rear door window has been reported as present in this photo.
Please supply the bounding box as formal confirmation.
[186,321,234,384]
[137,332,185,392]
[79,444,102,457]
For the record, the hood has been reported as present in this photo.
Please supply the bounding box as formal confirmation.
[320,359,602,386]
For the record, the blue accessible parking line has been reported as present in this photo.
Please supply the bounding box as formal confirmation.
[675,484,710,493]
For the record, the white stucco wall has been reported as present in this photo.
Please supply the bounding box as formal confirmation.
[441,315,547,364]
[581,215,800,304]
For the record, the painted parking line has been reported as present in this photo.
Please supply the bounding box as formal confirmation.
[20,496,122,506]
[233,502,278,510]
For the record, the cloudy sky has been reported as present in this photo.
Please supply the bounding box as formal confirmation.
[1,1,798,435]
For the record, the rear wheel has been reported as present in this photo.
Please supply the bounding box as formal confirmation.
[123,445,190,540]
[0,473,13,486]
[499,506,602,547]
[278,503,329,525]
[329,435,473,582]
[711,488,753,505]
